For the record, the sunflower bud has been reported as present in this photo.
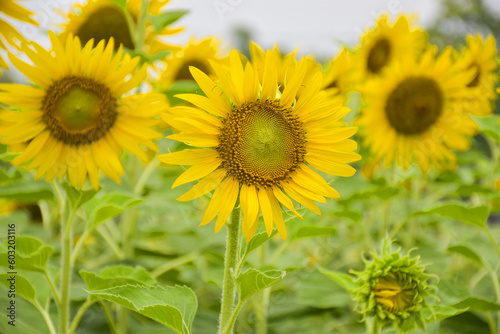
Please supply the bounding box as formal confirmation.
[351,239,437,332]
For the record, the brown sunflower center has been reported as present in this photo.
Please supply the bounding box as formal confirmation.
[75,5,134,50]
[42,76,117,145]
[367,38,391,74]
[218,100,306,188]
[467,63,481,87]
[174,60,210,81]
[385,77,444,135]
[373,274,416,313]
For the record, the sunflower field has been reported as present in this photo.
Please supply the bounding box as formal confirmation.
[0,0,500,333]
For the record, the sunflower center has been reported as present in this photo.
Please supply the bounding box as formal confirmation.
[367,38,391,74]
[467,63,481,87]
[174,60,210,81]
[373,274,415,313]
[42,76,117,145]
[385,77,444,135]
[75,5,134,50]
[218,100,306,188]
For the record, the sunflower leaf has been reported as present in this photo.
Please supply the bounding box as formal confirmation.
[85,284,197,334]
[452,297,500,312]
[318,267,358,293]
[414,203,489,228]
[83,192,143,231]
[148,10,189,34]
[61,182,98,210]
[447,244,483,265]
[236,269,285,303]
[0,236,52,273]
[80,265,157,290]
[0,181,53,203]
[473,115,500,143]
[0,273,35,304]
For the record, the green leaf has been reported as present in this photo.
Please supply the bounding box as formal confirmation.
[62,182,98,210]
[422,305,469,322]
[148,10,189,34]
[473,115,500,143]
[0,236,52,273]
[0,181,53,202]
[0,165,22,183]
[236,269,284,303]
[447,245,483,265]
[291,226,337,240]
[415,203,489,228]
[0,273,35,304]
[86,284,197,334]
[297,270,352,308]
[84,192,143,231]
[80,265,157,290]
[452,297,500,312]
[318,267,358,293]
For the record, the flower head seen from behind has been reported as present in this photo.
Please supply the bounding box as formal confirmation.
[357,46,478,172]
[355,14,427,79]
[352,239,436,332]
[0,32,167,190]
[158,47,361,242]
[458,34,498,116]
[0,0,39,73]
[59,0,183,53]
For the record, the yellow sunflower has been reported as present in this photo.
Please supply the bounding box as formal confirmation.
[355,14,427,79]
[0,32,167,190]
[322,47,359,98]
[158,48,361,241]
[0,0,38,73]
[158,37,224,90]
[458,34,498,116]
[59,0,183,53]
[357,46,478,172]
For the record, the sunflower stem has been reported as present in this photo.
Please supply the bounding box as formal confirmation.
[68,299,95,334]
[219,206,241,334]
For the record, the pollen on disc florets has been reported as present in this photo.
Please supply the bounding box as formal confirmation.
[42,76,117,145]
[218,99,306,189]
[385,76,444,135]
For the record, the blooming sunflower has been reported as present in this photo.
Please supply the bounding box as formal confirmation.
[322,47,359,99]
[0,0,38,73]
[59,0,183,53]
[355,14,427,79]
[458,34,498,116]
[158,48,361,241]
[158,37,224,90]
[357,46,478,172]
[0,32,167,190]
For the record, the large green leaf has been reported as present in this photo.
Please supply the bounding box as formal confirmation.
[447,245,483,265]
[62,182,98,210]
[149,10,189,34]
[84,192,143,231]
[422,305,469,322]
[0,273,35,303]
[473,115,500,143]
[0,181,53,202]
[0,236,52,273]
[319,267,358,293]
[80,265,157,290]
[236,269,285,303]
[415,203,489,228]
[87,284,197,334]
[452,297,500,312]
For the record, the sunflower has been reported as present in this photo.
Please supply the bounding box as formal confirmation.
[0,32,167,190]
[59,0,183,53]
[0,0,38,73]
[158,37,224,90]
[355,14,427,79]
[357,46,478,172]
[322,47,359,99]
[458,34,498,116]
[158,48,361,241]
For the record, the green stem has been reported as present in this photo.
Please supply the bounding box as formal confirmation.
[219,207,241,334]
[100,301,118,334]
[134,158,159,195]
[484,227,500,259]
[69,299,95,334]
[60,203,76,334]
[71,230,89,265]
[97,225,125,259]
[44,270,61,306]
[257,288,271,334]
[222,300,243,334]
[34,302,57,334]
